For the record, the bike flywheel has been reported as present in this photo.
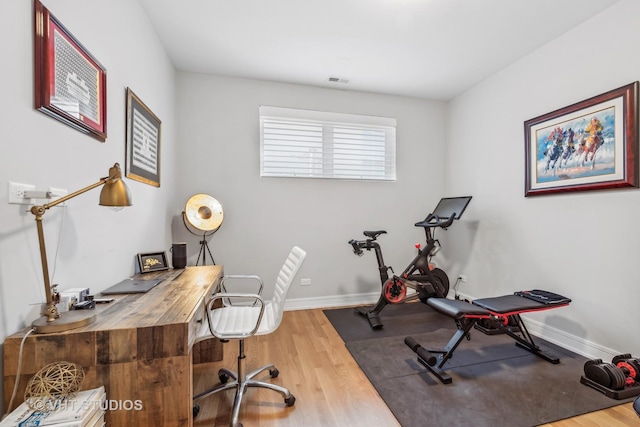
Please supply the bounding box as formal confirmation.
[383,278,406,304]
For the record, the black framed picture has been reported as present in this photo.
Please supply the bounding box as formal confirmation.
[126,88,161,187]
[137,251,169,273]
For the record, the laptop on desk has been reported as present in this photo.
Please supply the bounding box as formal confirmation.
[101,278,163,295]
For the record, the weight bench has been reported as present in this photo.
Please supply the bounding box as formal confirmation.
[405,291,571,384]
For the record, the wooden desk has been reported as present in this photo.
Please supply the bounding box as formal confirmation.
[3,265,223,426]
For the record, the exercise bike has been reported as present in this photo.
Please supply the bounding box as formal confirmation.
[348,196,472,330]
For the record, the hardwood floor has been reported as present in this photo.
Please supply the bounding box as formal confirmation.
[193,308,637,426]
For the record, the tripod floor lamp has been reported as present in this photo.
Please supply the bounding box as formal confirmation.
[29,163,132,333]
[182,194,224,265]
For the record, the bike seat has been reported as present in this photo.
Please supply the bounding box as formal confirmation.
[363,230,386,239]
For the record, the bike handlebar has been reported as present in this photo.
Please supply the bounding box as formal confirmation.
[348,239,364,256]
[414,213,455,229]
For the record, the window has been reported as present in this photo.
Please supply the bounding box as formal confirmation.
[260,106,396,181]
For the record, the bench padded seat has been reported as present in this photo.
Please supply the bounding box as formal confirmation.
[427,298,490,320]
[473,294,546,314]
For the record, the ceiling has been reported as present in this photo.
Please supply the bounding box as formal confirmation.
[138,0,620,101]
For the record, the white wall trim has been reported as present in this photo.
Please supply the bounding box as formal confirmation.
[284,292,379,311]
[523,319,623,362]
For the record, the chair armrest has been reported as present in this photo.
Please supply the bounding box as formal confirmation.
[206,293,265,338]
[220,275,264,306]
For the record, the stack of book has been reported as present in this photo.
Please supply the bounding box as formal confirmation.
[0,386,106,427]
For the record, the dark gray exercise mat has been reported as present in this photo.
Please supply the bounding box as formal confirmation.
[324,303,632,427]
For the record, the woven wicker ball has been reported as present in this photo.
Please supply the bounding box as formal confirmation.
[24,361,85,411]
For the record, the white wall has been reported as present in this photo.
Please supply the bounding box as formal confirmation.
[3,0,636,418]
[446,0,640,360]
[0,0,175,415]
[172,73,448,307]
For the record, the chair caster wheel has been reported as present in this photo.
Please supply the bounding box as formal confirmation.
[219,373,230,383]
[193,404,200,418]
[285,395,296,407]
[269,368,279,378]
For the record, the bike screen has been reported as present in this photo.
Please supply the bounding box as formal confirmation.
[432,196,472,220]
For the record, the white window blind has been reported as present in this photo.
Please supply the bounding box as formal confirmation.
[260,106,396,181]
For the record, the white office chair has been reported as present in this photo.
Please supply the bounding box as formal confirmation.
[193,246,306,427]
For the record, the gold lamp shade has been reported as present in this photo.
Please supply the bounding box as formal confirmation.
[184,194,224,231]
[99,163,132,207]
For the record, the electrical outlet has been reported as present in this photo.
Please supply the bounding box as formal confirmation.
[48,187,69,207]
[458,274,467,283]
[456,292,474,303]
[300,278,311,286]
[8,182,36,205]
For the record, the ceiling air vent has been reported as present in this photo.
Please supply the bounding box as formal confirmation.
[328,76,350,84]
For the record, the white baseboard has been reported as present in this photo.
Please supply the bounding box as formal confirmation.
[522,318,622,361]
[287,291,623,361]
[284,292,379,311]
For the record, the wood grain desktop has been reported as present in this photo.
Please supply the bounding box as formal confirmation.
[3,265,223,427]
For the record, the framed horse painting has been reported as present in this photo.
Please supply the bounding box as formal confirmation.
[524,82,638,196]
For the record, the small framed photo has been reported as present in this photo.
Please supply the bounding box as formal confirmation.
[126,88,162,187]
[137,251,169,273]
[34,0,107,142]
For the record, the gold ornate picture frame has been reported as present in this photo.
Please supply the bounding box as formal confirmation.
[126,88,161,187]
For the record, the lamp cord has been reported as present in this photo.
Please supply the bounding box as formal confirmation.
[50,203,67,286]
[3,328,35,418]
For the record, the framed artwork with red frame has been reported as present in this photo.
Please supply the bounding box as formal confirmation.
[524,82,638,196]
[34,0,107,141]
